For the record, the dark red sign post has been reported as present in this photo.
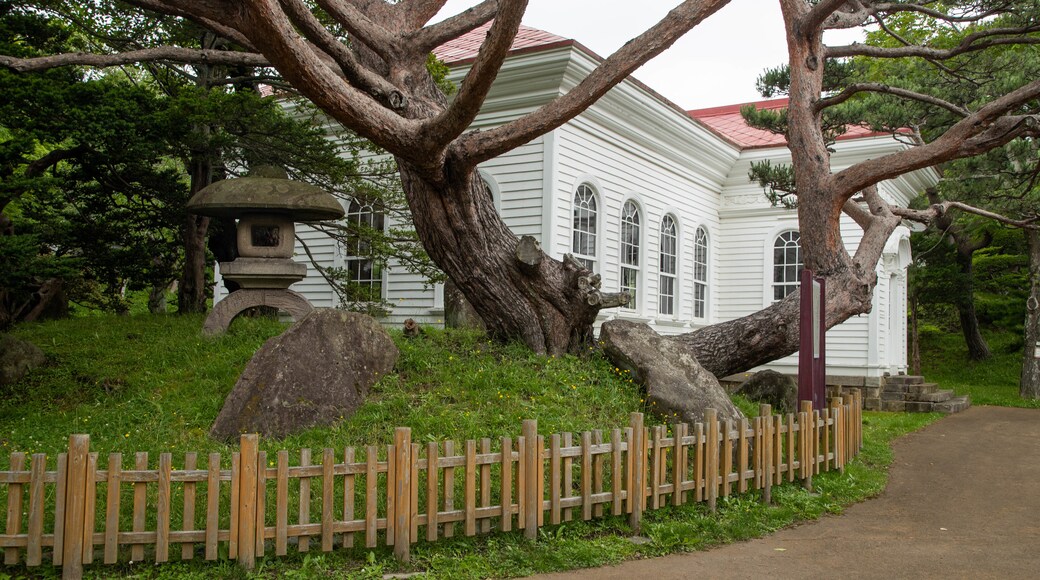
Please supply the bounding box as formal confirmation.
[798,269,826,409]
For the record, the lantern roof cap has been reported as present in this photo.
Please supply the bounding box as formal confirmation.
[186,166,345,221]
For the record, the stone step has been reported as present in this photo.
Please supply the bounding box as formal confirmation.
[883,383,909,394]
[881,391,907,401]
[864,397,882,412]
[881,400,906,412]
[907,383,939,396]
[917,389,955,404]
[885,375,925,386]
[905,401,934,413]
[935,395,972,414]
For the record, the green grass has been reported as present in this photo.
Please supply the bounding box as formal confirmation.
[2,314,943,579]
[918,327,1039,408]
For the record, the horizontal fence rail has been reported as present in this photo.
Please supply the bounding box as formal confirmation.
[1,393,863,578]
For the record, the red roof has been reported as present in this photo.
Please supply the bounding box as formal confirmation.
[688,98,887,149]
[434,22,572,65]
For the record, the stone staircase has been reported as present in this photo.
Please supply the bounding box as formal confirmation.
[871,375,971,414]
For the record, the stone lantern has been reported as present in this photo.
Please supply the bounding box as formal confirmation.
[186,166,345,336]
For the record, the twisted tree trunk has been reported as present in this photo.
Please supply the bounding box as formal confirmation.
[1022,229,1040,399]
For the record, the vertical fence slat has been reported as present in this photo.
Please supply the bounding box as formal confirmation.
[181,452,197,561]
[611,429,623,516]
[156,452,172,563]
[500,437,512,533]
[649,426,662,510]
[464,439,477,537]
[411,443,419,543]
[516,437,525,531]
[322,448,335,553]
[5,452,26,566]
[773,413,783,486]
[62,435,89,580]
[386,443,395,547]
[786,414,796,483]
[550,434,561,525]
[672,423,686,506]
[132,451,148,563]
[628,413,644,531]
[425,442,438,541]
[204,453,220,561]
[443,440,456,538]
[624,427,634,514]
[738,419,749,494]
[759,405,772,505]
[255,451,266,559]
[298,448,311,553]
[799,401,813,491]
[237,436,258,570]
[581,431,593,521]
[26,453,46,566]
[344,447,356,548]
[82,452,98,565]
[365,445,377,548]
[276,451,288,556]
[229,452,241,560]
[561,432,573,522]
[52,453,67,566]
[722,421,734,498]
[537,436,545,528]
[705,410,718,512]
[694,423,704,502]
[393,428,411,561]
[478,438,491,534]
[592,430,604,517]
[522,420,539,540]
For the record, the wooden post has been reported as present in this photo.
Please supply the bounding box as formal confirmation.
[522,420,539,540]
[237,434,259,571]
[759,405,772,505]
[705,409,718,513]
[393,428,412,562]
[799,401,813,492]
[62,435,89,580]
[628,413,644,532]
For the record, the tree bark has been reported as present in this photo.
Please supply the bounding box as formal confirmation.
[911,294,921,376]
[1022,228,1040,399]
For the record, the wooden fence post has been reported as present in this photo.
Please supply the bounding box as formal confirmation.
[522,420,539,540]
[237,434,259,571]
[705,409,718,513]
[62,434,89,580]
[393,428,412,562]
[627,413,644,532]
[759,405,772,505]
[799,401,813,492]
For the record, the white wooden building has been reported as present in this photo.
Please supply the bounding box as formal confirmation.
[215,23,936,386]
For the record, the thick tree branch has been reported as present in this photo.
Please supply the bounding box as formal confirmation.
[815,82,970,117]
[827,25,1040,59]
[829,79,1040,201]
[0,47,269,72]
[453,0,731,167]
[124,0,256,49]
[277,0,400,103]
[421,0,527,149]
[843,198,874,231]
[395,0,452,29]
[409,0,500,56]
[892,201,1040,230]
[871,2,1009,24]
[315,0,400,61]
[803,0,869,32]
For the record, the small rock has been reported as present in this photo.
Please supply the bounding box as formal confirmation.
[0,334,46,386]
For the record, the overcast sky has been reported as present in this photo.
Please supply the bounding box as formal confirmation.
[436,1,865,110]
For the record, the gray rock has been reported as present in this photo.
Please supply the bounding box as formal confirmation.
[0,334,46,386]
[599,320,744,425]
[210,309,398,441]
[735,370,797,414]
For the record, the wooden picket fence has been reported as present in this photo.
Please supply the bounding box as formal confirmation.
[1,393,862,579]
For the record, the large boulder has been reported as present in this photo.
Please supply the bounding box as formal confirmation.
[0,334,46,386]
[210,309,398,441]
[599,320,744,424]
[735,370,797,414]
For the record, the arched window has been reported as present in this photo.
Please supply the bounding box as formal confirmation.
[658,215,678,316]
[620,200,641,309]
[572,184,598,270]
[693,226,709,319]
[773,230,801,301]
[346,198,385,301]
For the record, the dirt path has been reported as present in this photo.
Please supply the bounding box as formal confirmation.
[535,406,1040,580]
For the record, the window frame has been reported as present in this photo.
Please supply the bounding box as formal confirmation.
[693,225,709,321]
[343,198,386,302]
[571,183,599,271]
[619,199,642,311]
[771,229,802,303]
[658,214,679,317]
